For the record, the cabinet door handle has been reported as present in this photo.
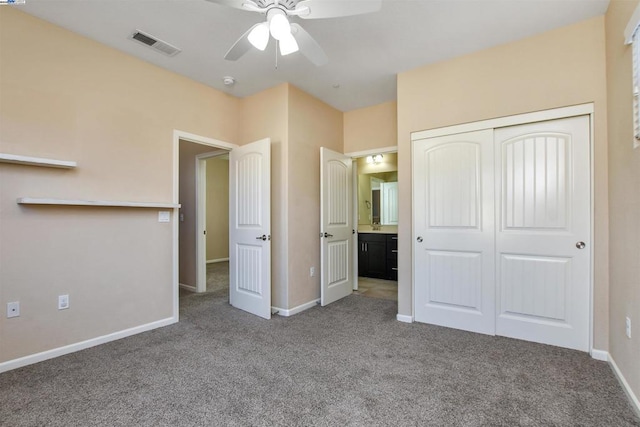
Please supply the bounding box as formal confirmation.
[392,249,398,253]
[391,267,398,271]
[391,236,398,240]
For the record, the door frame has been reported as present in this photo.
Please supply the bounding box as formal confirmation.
[195,150,229,293]
[172,130,238,320]
[345,146,399,291]
[410,103,595,354]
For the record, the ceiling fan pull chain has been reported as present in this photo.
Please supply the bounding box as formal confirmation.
[275,40,279,69]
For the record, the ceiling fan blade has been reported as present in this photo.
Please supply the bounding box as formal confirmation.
[205,0,260,12]
[224,23,261,61]
[294,0,382,19]
[291,23,328,66]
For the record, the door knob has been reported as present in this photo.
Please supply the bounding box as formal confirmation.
[417,236,423,243]
[256,235,267,241]
[576,241,586,249]
[324,232,334,238]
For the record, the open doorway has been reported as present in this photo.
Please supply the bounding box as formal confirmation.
[173,131,272,319]
[177,138,230,298]
[353,152,398,302]
[199,154,230,294]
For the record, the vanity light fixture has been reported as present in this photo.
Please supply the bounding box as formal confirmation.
[366,154,383,164]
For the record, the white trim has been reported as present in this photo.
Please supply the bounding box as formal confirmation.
[411,104,594,141]
[0,317,176,374]
[589,112,596,354]
[344,145,398,158]
[207,258,229,264]
[174,130,238,151]
[173,130,238,320]
[590,349,609,362]
[0,153,77,169]
[610,354,640,418]
[352,160,359,290]
[272,299,319,317]
[17,198,180,209]
[396,314,413,323]
[179,283,197,292]
[625,2,640,44]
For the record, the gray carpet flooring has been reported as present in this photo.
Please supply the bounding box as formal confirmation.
[1,291,638,426]
[206,261,229,293]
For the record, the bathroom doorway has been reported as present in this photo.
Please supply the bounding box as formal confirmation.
[353,152,398,302]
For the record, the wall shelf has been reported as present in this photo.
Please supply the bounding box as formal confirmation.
[17,198,180,209]
[0,153,77,169]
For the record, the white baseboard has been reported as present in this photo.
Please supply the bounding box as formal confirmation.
[0,316,177,374]
[396,314,413,323]
[273,299,320,317]
[206,258,229,264]
[609,353,640,418]
[590,348,608,361]
[179,283,197,292]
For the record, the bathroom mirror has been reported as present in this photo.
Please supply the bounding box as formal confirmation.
[357,153,398,226]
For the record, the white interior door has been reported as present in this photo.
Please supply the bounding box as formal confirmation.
[229,138,271,319]
[320,147,353,306]
[494,116,590,351]
[413,130,496,334]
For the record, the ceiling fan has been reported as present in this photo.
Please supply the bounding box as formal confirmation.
[207,0,382,66]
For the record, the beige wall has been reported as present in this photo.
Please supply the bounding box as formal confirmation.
[206,157,230,261]
[238,84,289,309]
[397,16,610,349]
[0,8,239,363]
[178,140,217,287]
[344,101,397,152]
[605,0,640,402]
[238,84,343,309]
[287,85,343,308]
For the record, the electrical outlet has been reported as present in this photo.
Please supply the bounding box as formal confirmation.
[158,211,170,223]
[7,301,19,318]
[626,317,631,339]
[310,267,315,277]
[58,295,69,310]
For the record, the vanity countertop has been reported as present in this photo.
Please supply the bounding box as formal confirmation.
[357,227,398,235]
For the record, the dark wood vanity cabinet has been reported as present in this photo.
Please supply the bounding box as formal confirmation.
[386,234,398,281]
[358,233,398,280]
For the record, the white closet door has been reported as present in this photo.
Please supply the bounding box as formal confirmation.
[494,116,590,351]
[413,130,496,335]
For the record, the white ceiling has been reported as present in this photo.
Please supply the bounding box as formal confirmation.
[17,0,609,112]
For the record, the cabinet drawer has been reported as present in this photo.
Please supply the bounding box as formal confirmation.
[386,234,398,259]
[358,233,387,243]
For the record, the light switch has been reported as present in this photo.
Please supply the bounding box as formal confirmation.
[158,211,170,223]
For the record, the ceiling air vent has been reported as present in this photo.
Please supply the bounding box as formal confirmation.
[130,30,181,57]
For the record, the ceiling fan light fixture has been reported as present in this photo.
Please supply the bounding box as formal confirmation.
[248,22,269,50]
[279,33,299,56]
[269,10,291,41]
